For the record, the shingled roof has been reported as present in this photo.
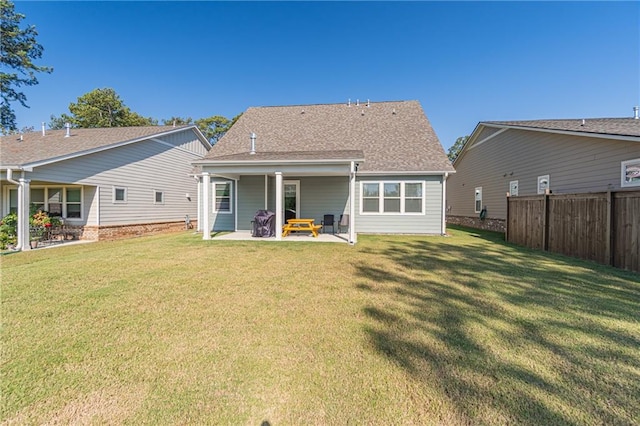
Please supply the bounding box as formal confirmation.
[482,118,640,139]
[0,125,205,168]
[203,101,454,173]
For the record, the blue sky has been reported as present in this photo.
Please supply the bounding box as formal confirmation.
[12,1,640,150]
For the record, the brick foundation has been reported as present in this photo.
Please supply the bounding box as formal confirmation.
[74,221,190,241]
[446,215,506,233]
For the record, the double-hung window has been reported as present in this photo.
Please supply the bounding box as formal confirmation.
[361,181,424,214]
[214,182,232,213]
[7,186,82,218]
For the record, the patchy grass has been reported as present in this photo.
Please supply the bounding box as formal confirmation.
[1,227,638,424]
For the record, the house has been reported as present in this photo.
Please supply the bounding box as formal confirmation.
[1,125,211,250]
[193,100,454,243]
[446,113,640,231]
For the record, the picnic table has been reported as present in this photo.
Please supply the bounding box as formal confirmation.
[282,218,322,237]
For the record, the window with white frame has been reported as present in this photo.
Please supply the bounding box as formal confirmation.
[360,181,424,214]
[621,158,640,188]
[213,182,232,213]
[7,186,82,218]
[474,187,482,213]
[537,175,550,194]
[113,187,127,203]
[154,190,164,204]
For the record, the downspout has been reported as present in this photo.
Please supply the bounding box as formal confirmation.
[441,172,449,235]
[6,169,29,251]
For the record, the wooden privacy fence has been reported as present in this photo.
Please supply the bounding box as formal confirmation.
[506,190,640,274]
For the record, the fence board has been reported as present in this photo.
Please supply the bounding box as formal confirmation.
[507,190,639,274]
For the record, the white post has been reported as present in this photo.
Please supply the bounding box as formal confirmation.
[234,178,238,231]
[196,179,202,231]
[264,175,268,209]
[202,172,211,240]
[275,172,283,241]
[349,162,356,245]
[18,177,31,251]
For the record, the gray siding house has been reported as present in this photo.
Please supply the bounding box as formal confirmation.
[447,116,640,231]
[1,125,211,250]
[193,100,454,243]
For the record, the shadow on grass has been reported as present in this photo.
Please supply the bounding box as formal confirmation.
[356,228,640,425]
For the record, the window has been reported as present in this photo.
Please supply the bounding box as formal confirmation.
[6,186,82,219]
[621,158,640,188]
[509,180,519,197]
[154,190,164,204]
[474,187,482,213]
[360,181,424,214]
[113,187,127,203]
[214,182,231,213]
[537,175,550,194]
[66,188,82,218]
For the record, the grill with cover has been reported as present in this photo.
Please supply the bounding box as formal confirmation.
[252,210,275,237]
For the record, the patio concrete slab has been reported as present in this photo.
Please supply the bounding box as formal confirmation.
[212,230,349,243]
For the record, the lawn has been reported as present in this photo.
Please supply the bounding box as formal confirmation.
[1,227,639,425]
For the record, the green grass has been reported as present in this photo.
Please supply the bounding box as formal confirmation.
[1,227,639,425]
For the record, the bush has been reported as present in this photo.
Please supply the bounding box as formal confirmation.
[0,213,18,249]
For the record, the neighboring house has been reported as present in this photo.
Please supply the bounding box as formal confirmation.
[193,100,454,243]
[1,125,211,250]
[447,114,640,231]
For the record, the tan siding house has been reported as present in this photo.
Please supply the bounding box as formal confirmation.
[447,117,640,231]
[1,125,211,250]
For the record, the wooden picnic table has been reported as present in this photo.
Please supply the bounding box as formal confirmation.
[282,218,322,237]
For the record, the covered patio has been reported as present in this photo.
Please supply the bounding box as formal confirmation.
[212,230,350,243]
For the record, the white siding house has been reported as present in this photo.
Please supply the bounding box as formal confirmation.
[1,125,211,250]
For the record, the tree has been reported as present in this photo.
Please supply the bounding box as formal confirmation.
[0,0,53,132]
[447,135,469,163]
[195,115,231,144]
[162,117,193,126]
[50,88,156,128]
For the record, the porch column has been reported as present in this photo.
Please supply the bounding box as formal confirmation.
[349,162,356,245]
[18,177,31,251]
[202,172,211,240]
[275,171,283,241]
[441,172,449,235]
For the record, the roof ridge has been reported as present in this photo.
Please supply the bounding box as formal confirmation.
[248,100,417,109]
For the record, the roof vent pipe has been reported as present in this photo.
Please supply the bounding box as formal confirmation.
[64,122,71,137]
[41,122,46,136]
[347,98,351,107]
[634,106,639,119]
[250,132,256,155]
[367,99,370,107]
[356,99,359,106]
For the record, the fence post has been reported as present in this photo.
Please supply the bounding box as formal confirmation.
[605,191,613,266]
[505,193,510,242]
[542,192,550,251]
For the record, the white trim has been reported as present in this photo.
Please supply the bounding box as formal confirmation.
[113,186,127,204]
[621,158,640,188]
[153,189,165,205]
[275,172,283,241]
[264,175,268,209]
[212,181,233,214]
[194,157,364,166]
[537,175,550,195]
[234,178,239,231]
[466,128,508,151]
[283,180,300,219]
[474,187,482,213]
[202,172,211,240]
[442,172,448,235]
[509,180,519,196]
[480,122,640,143]
[356,170,454,176]
[359,180,426,215]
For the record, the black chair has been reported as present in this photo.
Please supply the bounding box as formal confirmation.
[321,214,335,234]
[338,214,349,233]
